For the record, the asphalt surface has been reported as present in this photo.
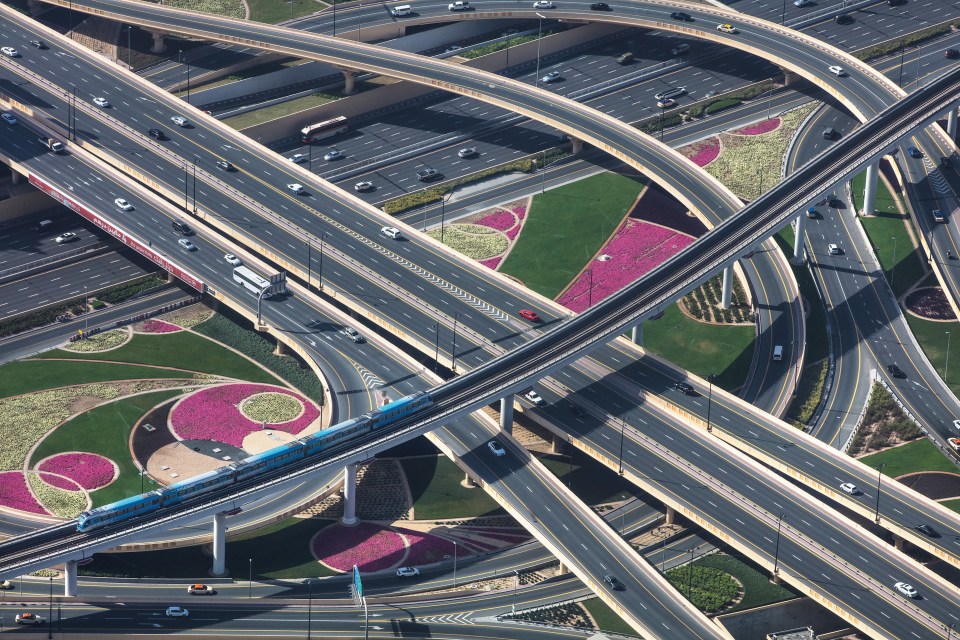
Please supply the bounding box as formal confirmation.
[0,211,99,273]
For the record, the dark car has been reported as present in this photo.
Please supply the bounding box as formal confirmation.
[946,49,960,59]
[914,523,939,537]
[417,168,441,182]
[941,156,953,168]
[887,364,906,379]
[887,0,906,5]
[673,381,694,395]
[215,160,234,171]
[604,574,625,591]
[670,11,692,20]
[570,403,586,418]
[907,146,922,158]
[29,40,46,49]
[590,2,611,9]
[147,128,165,140]
[834,14,853,24]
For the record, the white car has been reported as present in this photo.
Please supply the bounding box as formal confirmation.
[828,65,845,76]
[396,567,420,577]
[793,0,812,5]
[381,226,402,239]
[444,45,463,53]
[341,326,363,343]
[287,183,305,194]
[839,482,859,495]
[953,419,960,432]
[488,439,506,456]
[532,0,555,7]
[0,580,12,589]
[1,112,17,125]
[224,253,242,266]
[541,71,562,84]
[170,116,189,127]
[186,583,216,595]
[894,582,918,598]
[178,238,197,251]
[716,23,738,33]
[828,243,840,255]
[114,197,134,211]
[288,153,307,164]
[458,147,477,158]
[55,232,78,244]
[354,181,373,192]
[524,390,546,406]
[323,148,344,161]
[93,97,110,107]
[448,0,470,9]
[1,46,19,57]
[15,612,41,625]
[165,606,190,617]
[656,98,676,108]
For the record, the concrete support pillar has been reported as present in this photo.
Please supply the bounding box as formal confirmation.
[893,534,905,551]
[550,433,563,454]
[10,169,20,185]
[948,107,958,140]
[274,340,287,356]
[782,70,800,86]
[341,69,357,95]
[460,471,477,488]
[64,559,78,597]
[166,270,176,284]
[721,267,733,309]
[770,572,781,584]
[862,161,879,216]
[570,137,583,154]
[665,506,677,525]
[631,322,642,345]
[211,512,227,576]
[793,212,807,262]
[26,0,42,16]
[150,31,167,54]
[500,394,514,435]
[558,561,569,575]
[341,464,358,526]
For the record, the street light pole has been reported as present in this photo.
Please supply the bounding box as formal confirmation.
[898,40,906,87]
[586,268,593,308]
[318,232,327,291]
[511,570,519,613]
[248,558,253,599]
[47,576,53,639]
[451,312,461,372]
[440,194,447,244]
[874,463,886,523]
[534,13,545,88]
[772,513,783,578]
[256,284,270,326]
[126,26,132,68]
[453,541,458,588]
[307,578,313,640]
[706,374,715,433]
[306,239,312,291]
[617,421,625,476]
[431,323,440,372]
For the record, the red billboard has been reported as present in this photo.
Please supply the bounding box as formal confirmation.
[29,174,205,292]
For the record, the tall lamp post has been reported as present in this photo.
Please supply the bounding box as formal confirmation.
[307,578,313,640]
[256,284,270,326]
[306,238,312,291]
[126,26,132,68]
[534,13,545,88]
[248,558,253,599]
[706,374,715,433]
[451,312,461,372]
[511,570,519,613]
[318,231,328,291]
[772,513,784,579]
[617,420,625,476]
[874,463,887,523]
[452,541,458,588]
[586,268,594,308]
[47,576,53,639]
[431,323,440,372]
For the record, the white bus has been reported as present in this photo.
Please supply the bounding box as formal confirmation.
[233,266,285,297]
[301,116,348,143]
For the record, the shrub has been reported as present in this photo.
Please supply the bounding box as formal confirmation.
[787,360,828,428]
[705,99,742,115]
[96,275,166,304]
[665,565,739,613]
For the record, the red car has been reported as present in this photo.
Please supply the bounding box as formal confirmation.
[519,309,541,322]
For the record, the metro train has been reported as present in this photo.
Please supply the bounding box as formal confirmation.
[76,392,432,532]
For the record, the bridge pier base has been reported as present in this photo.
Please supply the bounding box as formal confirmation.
[341,69,357,95]
[461,471,477,488]
[862,161,878,216]
[500,394,514,435]
[948,108,958,140]
[166,270,176,284]
[64,559,78,597]
[150,31,167,54]
[274,340,288,356]
[893,534,905,551]
[211,512,227,576]
[558,561,569,574]
[551,433,564,454]
[720,267,733,309]
[10,169,21,185]
[569,137,583,154]
[631,322,642,345]
[793,211,807,262]
[341,464,358,526]
[665,506,677,525]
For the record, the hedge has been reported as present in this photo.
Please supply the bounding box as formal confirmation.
[787,359,828,429]
[665,565,739,613]
[95,274,166,304]
[638,112,683,135]
[704,98,742,115]
[460,28,562,60]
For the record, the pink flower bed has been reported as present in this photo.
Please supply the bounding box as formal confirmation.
[557,221,694,313]
[479,256,503,270]
[141,320,181,333]
[402,528,468,566]
[475,206,527,241]
[0,471,47,514]
[685,139,720,167]
[312,522,406,572]
[735,118,780,135]
[37,472,82,492]
[37,453,116,490]
[169,383,320,448]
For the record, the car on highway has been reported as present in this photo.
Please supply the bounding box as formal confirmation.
[55,232,78,244]
[114,197,134,211]
[448,0,470,9]
[165,606,190,617]
[893,582,918,599]
[914,523,939,537]
[147,128,165,140]
[828,243,840,255]
[532,0,555,6]
[1,46,20,57]
[793,0,811,6]
[458,147,477,158]
[953,419,960,432]
[524,389,546,406]
[0,580,12,589]
[670,11,692,20]
[946,49,960,59]
[604,575,625,591]
[806,207,818,219]
[381,226,402,239]
[396,567,420,577]
[654,87,685,101]
[187,584,216,595]
[417,168,441,182]
[340,326,363,343]
[949,437,960,451]
[288,153,307,164]
[716,23,738,33]
[541,71,562,83]
[907,146,922,158]
[487,439,506,456]
[287,183,305,194]
[519,309,541,322]
[93,97,110,107]
[590,2,611,9]
[444,45,463,54]
[324,148,344,161]
[170,116,188,127]
[673,381,694,395]
[827,65,845,76]
[16,612,41,625]
[224,254,242,266]
[216,160,233,171]
[354,181,374,192]
[29,40,46,49]
[839,482,859,495]
[656,98,676,108]
[178,238,197,251]
[886,364,906,379]
[834,14,853,24]
[1,112,17,125]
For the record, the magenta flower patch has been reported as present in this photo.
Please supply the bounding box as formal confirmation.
[735,118,781,136]
[557,221,694,313]
[312,522,406,572]
[683,139,721,167]
[479,256,503,270]
[169,383,320,448]
[474,210,516,232]
[36,453,117,490]
[0,471,48,514]
[141,320,182,333]
[402,529,468,566]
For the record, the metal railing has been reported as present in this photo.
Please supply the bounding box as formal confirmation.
[0,241,108,281]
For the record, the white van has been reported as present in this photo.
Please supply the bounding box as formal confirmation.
[773,345,783,361]
[391,4,413,16]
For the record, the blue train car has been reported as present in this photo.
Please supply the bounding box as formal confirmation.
[302,417,365,455]
[234,440,305,481]
[369,392,430,427]
[160,467,235,507]
[77,492,163,531]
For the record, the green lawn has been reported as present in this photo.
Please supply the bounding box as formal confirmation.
[500,173,646,299]
[905,314,960,398]
[942,498,960,515]
[581,598,636,636]
[36,333,276,383]
[31,390,183,507]
[537,451,634,506]
[82,518,337,579]
[0,360,193,398]
[642,303,756,392]
[695,552,798,612]
[249,0,324,23]
[859,213,925,298]
[859,438,960,476]
[401,456,502,519]
[851,170,901,217]
[223,93,340,130]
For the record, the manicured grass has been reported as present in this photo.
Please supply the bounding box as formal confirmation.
[859,212,925,298]
[500,173,646,299]
[905,314,960,398]
[223,93,340,130]
[31,391,183,507]
[696,552,798,612]
[851,170,901,217]
[642,304,756,392]
[537,450,634,506]
[0,360,193,398]
[37,333,276,384]
[942,498,960,515]
[249,0,323,23]
[859,438,960,476]
[581,598,636,636]
[401,456,502,520]
[82,518,337,579]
